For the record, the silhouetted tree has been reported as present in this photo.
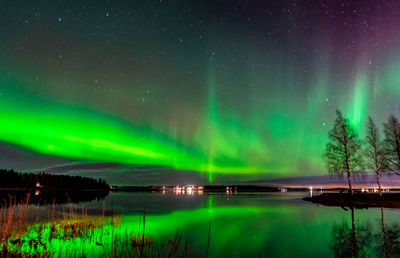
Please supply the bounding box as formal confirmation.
[324,110,363,194]
[365,117,388,195]
[383,115,400,173]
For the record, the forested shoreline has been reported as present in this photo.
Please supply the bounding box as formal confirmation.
[0,169,109,191]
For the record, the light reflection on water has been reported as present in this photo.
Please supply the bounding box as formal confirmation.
[83,191,400,257]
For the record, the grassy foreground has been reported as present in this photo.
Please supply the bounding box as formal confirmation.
[0,194,187,257]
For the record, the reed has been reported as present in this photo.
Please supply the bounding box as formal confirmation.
[0,195,187,257]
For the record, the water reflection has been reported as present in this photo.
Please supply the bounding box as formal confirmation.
[331,207,372,257]
[96,192,400,257]
[331,206,400,258]
[376,207,400,257]
[4,191,400,257]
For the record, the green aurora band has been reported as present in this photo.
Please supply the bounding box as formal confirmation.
[3,1,400,183]
[2,57,399,181]
[0,75,269,177]
[3,49,400,182]
[4,1,400,181]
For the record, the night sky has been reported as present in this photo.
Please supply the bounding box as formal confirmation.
[1,1,400,184]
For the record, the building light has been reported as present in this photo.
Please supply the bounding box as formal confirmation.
[172,185,204,195]
[226,186,232,195]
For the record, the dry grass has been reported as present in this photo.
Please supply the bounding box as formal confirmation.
[0,194,31,241]
[0,194,187,258]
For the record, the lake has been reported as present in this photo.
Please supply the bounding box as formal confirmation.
[78,191,399,257]
[2,190,398,257]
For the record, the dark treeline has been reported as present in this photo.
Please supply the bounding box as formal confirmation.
[324,110,400,195]
[0,169,109,190]
[0,190,109,205]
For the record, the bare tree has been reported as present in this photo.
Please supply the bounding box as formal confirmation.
[383,115,400,173]
[324,110,363,194]
[365,117,388,196]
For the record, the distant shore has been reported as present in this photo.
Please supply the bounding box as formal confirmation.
[0,169,110,191]
[110,184,398,193]
[0,187,109,191]
[0,169,110,204]
[111,185,282,193]
[110,184,344,193]
[304,192,400,209]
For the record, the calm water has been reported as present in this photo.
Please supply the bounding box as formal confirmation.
[83,191,400,257]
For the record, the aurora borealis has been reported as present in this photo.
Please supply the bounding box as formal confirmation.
[2,1,400,182]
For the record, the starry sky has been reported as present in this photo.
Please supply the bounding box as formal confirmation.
[1,0,400,184]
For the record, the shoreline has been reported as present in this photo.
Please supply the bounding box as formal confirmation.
[0,187,109,192]
[304,192,400,209]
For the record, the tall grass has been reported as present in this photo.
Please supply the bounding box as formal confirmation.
[0,194,187,257]
[0,193,31,241]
